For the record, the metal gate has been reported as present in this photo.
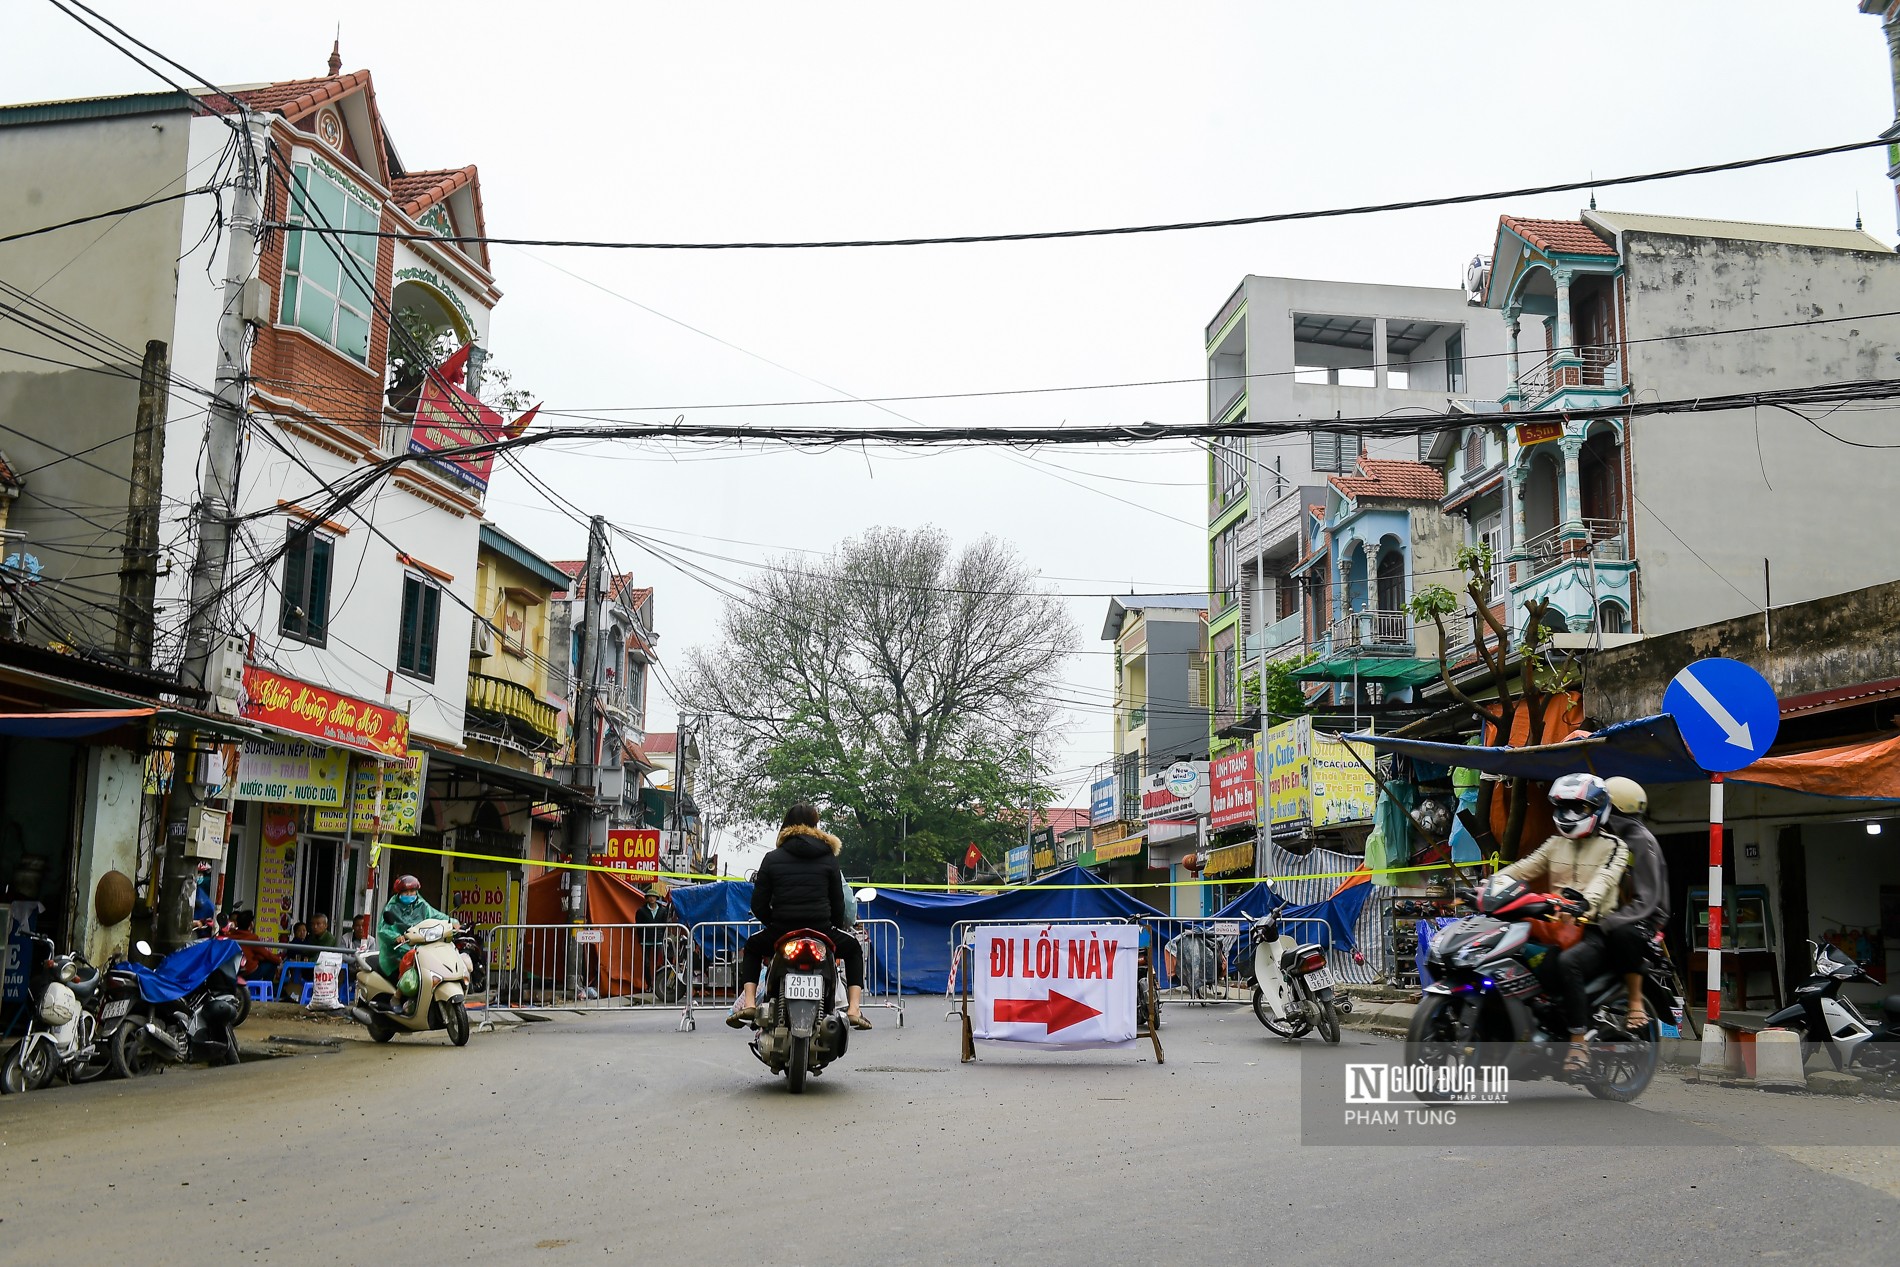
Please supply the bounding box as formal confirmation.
[690,920,905,1026]
[484,922,695,1030]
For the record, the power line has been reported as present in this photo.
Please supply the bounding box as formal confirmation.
[266,137,1894,251]
[0,186,220,246]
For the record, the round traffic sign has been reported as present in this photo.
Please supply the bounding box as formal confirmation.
[1661,657,1779,773]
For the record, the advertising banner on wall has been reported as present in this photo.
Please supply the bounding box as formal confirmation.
[1140,761,1209,822]
[311,750,426,836]
[1311,729,1378,826]
[1265,717,1313,827]
[1208,748,1256,831]
[604,828,663,879]
[235,740,349,808]
[241,665,409,758]
[1089,777,1118,825]
[254,808,301,944]
[410,375,504,490]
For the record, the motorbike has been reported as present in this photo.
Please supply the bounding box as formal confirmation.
[745,928,851,1094]
[0,933,119,1093]
[1247,908,1342,1044]
[347,917,474,1046]
[113,937,246,1077]
[1406,875,1670,1103]
[1764,939,1900,1073]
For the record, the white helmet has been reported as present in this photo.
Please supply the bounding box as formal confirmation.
[1548,773,1611,840]
[1603,776,1648,817]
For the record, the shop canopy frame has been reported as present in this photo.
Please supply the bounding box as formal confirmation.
[1291,657,1441,687]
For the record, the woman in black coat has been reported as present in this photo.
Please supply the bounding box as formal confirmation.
[729,804,870,1030]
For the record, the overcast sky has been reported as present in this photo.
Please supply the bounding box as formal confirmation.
[8,2,1896,861]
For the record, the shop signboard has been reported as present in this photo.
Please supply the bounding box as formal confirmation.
[1140,761,1208,822]
[312,750,426,837]
[1089,777,1118,826]
[604,828,663,879]
[970,923,1137,1049]
[235,739,349,808]
[255,808,301,944]
[1208,748,1256,831]
[1006,845,1031,882]
[1265,717,1312,826]
[241,665,409,758]
[449,870,519,970]
[1311,729,1378,827]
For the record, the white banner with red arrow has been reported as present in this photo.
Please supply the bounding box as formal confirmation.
[970,923,1137,1049]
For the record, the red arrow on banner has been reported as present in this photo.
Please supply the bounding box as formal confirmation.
[992,990,1102,1035]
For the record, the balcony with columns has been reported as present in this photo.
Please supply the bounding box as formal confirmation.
[1505,420,1636,637]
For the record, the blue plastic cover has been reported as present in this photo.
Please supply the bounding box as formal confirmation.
[1345,714,1710,784]
[129,937,242,1003]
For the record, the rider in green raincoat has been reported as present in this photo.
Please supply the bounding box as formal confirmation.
[378,874,453,982]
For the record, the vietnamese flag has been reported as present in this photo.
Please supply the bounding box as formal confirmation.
[431,342,472,387]
[963,842,984,872]
[502,402,540,439]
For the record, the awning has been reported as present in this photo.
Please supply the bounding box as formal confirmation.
[425,746,588,803]
[1093,836,1145,863]
[1347,713,1900,800]
[1293,658,1441,686]
[1205,841,1255,876]
[0,708,154,738]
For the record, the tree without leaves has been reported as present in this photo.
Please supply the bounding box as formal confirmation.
[676,527,1077,880]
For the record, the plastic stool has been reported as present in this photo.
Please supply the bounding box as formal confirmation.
[300,982,314,1006]
[245,979,276,1002]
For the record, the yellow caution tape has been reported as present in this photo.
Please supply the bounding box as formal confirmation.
[377,840,1499,892]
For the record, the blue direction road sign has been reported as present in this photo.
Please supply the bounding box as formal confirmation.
[1662,657,1779,773]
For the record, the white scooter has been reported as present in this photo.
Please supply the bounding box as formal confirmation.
[1247,908,1342,1044]
[348,918,474,1046]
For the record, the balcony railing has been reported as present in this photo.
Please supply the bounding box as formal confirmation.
[466,672,561,745]
[1322,609,1412,652]
[1521,518,1628,578]
[1515,346,1619,402]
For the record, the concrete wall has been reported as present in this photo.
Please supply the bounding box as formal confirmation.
[73,745,142,965]
[1583,576,1900,725]
[0,106,192,651]
[1144,614,1208,770]
[1621,232,1900,635]
[1407,503,1463,663]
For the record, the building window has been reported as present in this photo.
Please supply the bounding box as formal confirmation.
[278,162,379,364]
[397,574,441,681]
[1445,332,1465,392]
[1596,600,1629,635]
[1477,514,1506,598]
[279,526,333,646]
[1463,427,1486,473]
[1312,430,1358,473]
[1213,432,1246,507]
[1212,523,1242,612]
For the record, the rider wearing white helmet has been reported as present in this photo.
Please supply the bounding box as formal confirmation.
[1502,772,1631,1072]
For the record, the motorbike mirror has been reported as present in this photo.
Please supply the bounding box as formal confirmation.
[855,887,878,904]
[134,939,152,956]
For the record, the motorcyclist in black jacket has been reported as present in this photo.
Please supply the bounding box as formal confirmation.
[729,804,870,1030]
[1601,776,1671,1030]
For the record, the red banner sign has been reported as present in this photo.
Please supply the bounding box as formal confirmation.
[605,828,663,879]
[1515,419,1565,448]
[1209,748,1257,831]
[409,376,504,491]
[240,665,409,758]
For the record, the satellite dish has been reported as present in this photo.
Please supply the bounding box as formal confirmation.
[1463,254,1492,305]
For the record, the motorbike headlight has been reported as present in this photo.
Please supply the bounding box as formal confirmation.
[58,961,80,984]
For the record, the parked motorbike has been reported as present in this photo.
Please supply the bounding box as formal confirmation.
[745,927,851,1093]
[113,938,246,1077]
[1247,908,1341,1044]
[1764,939,1900,1072]
[1406,874,1669,1103]
[0,933,117,1093]
[346,917,474,1046]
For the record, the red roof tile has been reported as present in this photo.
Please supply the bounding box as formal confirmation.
[644,732,677,755]
[199,70,366,119]
[390,166,475,217]
[1035,808,1091,835]
[550,560,649,606]
[623,739,656,769]
[1328,457,1445,502]
[1499,215,1615,257]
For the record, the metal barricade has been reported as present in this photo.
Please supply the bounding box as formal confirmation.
[689,920,906,1026]
[1144,914,1337,1006]
[484,923,695,1031]
[946,916,1160,1061]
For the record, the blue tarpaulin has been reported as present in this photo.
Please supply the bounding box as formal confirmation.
[129,938,241,1003]
[1214,880,1373,955]
[1345,714,1710,785]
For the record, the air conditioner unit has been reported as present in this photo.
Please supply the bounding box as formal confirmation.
[470,620,495,658]
[185,806,228,861]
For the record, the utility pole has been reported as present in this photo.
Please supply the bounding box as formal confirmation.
[569,515,606,971]
[669,714,687,866]
[160,115,268,948]
[116,339,168,670]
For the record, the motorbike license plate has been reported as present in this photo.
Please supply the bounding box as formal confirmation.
[1304,965,1336,992]
[103,999,130,1020]
[783,974,824,1000]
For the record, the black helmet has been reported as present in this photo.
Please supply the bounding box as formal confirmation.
[1549,773,1611,840]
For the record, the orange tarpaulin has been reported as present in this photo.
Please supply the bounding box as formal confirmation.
[1741,733,1900,802]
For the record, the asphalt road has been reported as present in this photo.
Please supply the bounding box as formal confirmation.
[3,1002,1898,1266]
